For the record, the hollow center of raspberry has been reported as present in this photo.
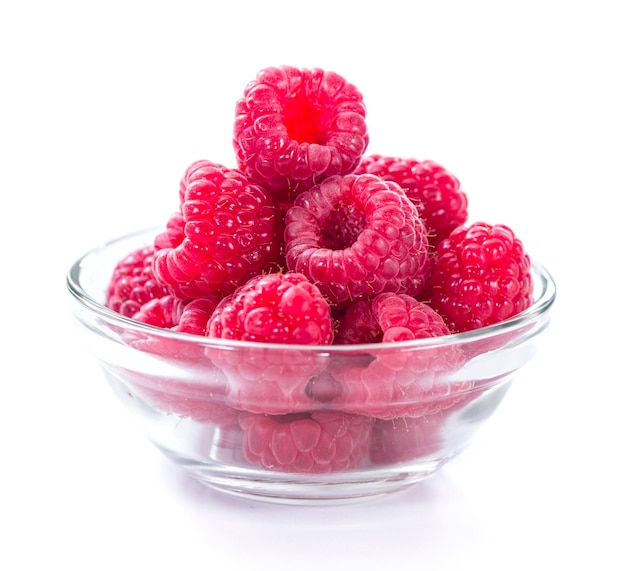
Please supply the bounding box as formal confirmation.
[282,95,328,144]
[319,203,366,249]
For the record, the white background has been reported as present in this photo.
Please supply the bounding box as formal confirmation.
[1,1,624,569]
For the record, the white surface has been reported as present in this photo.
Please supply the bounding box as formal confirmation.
[2,1,624,569]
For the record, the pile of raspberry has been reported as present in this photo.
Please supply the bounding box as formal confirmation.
[105,65,534,474]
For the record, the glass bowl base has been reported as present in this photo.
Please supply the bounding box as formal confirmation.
[158,449,452,505]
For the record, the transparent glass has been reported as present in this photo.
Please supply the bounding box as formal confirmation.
[67,227,556,504]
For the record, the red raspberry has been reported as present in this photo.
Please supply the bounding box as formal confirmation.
[106,245,169,318]
[220,360,325,415]
[116,295,231,424]
[129,294,219,333]
[323,293,468,419]
[369,412,448,465]
[356,155,468,246]
[123,295,220,367]
[373,292,451,342]
[333,300,383,345]
[334,293,451,344]
[238,411,373,474]
[207,272,333,344]
[327,350,469,420]
[152,160,285,300]
[233,66,369,204]
[284,174,431,307]
[206,272,334,414]
[132,294,185,328]
[172,296,219,335]
[428,222,533,333]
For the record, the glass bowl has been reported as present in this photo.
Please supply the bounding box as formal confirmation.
[67,227,556,504]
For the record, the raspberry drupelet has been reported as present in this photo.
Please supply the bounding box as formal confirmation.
[152,160,286,300]
[355,154,468,247]
[284,173,431,307]
[428,221,533,332]
[233,65,369,204]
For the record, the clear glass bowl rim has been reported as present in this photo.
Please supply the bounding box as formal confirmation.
[66,226,557,353]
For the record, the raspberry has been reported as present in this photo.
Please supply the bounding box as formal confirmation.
[373,292,452,341]
[326,350,469,420]
[207,272,333,344]
[334,344,468,419]
[106,245,169,318]
[369,412,448,465]
[356,155,468,246]
[128,295,219,334]
[238,410,373,474]
[206,272,334,414]
[334,293,450,345]
[233,66,369,203]
[333,300,383,345]
[428,222,533,333]
[284,173,431,307]
[173,296,220,335]
[220,361,324,415]
[152,160,285,300]
[124,295,220,366]
[322,293,468,419]
[132,294,185,328]
[334,292,451,344]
